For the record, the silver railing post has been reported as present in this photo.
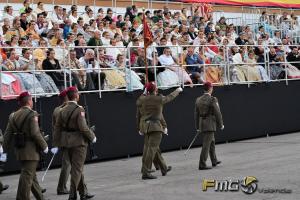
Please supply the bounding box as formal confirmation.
[96,46,102,98]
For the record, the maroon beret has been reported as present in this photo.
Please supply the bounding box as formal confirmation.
[145,82,156,93]
[59,89,67,98]
[67,86,78,93]
[17,91,31,101]
[203,82,213,91]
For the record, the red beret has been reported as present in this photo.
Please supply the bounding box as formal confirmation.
[59,89,67,98]
[17,91,31,101]
[203,82,213,91]
[66,86,78,93]
[145,82,156,93]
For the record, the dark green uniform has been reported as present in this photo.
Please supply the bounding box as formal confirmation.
[53,101,95,200]
[53,103,71,194]
[136,89,180,176]
[194,93,223,168]
[137,97,167,172]
[3,106,48,200]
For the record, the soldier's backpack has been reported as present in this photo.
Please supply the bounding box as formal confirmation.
[12,111,33,148]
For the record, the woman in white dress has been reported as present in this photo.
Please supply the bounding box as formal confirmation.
[157,47,193,88]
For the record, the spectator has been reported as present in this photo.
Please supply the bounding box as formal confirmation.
[78,49,101,90]
[5,18,27,42]
[35,13,49,37]
[20,12,28,31]
[3,6,15,25]
[33,2,46,16]
[235,32,248,46]
[81,9,94,25]
[104,8,114,23]
[185,46,204,83]
[286,46,300,69]
[42,48,66,89]
[75,38,87,59]
[50,5,64,25]
[69,9,79,24]
[158,47,192,86]
[26,20,40,41]
[87,30,103,47]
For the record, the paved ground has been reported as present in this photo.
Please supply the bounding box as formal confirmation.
[1,133,300,200]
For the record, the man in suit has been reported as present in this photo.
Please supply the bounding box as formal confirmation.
[53,87,96,200]
[3,91,49,200]
[0,129,9,194]
[194,82,224,170]
[136,82,182,179]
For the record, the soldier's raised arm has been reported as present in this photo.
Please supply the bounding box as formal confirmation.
[77,107,96,142]
[30,112,48,151]
[212,97,224,129]
[162,87,183,104]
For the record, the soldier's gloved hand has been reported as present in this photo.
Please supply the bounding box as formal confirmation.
[164,128,168,135]
[0,145,3,154]
[51,147,59,154]
[221,125,225,130]
[43,147,49,154]
[138,131,144,136]
[0,153,7,162]
[92,137,97,143]
[176,87,183,93]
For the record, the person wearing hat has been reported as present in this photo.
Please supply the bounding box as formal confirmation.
[136,82,183,179]
[3,91,49,200]
[194,82,224,170]
[53,87,96,200]
[51,90,70,195]
[52,90,93,198]
[0,129,9,194]
[137,88,169,174]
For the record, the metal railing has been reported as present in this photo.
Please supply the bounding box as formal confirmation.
[1,44,300,100]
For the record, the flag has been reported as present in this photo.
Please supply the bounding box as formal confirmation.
[143,13,153,49]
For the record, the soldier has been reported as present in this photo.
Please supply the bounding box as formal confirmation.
[3,91,49,200]
[0,129,9,194]
[53,87,96,200]
[51,90,70,195]
[137,91,168,173]
[51,90,93,198]
[136,82,182,179]
[194,82,224,170]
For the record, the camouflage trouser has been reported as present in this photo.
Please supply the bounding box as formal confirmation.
[199,132,218,168]
[141,132,168,175]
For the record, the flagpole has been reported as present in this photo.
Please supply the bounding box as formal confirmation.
[143,8,149,83]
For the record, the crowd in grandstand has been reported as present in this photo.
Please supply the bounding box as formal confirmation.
[1,0,300,99]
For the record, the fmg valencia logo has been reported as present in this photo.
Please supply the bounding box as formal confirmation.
[202,176,292,195]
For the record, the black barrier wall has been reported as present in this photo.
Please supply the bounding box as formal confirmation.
[1,82,300,173]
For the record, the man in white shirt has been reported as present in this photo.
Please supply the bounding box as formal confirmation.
[50,5,64,25]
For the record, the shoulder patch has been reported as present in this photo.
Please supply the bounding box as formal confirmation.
[34,116,39,122]
[80,111,85,117]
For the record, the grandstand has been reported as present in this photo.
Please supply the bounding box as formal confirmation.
[1,0,300,99]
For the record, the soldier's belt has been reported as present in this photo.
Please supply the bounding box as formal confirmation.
[145,119,160,123]
[62,129,77,132]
